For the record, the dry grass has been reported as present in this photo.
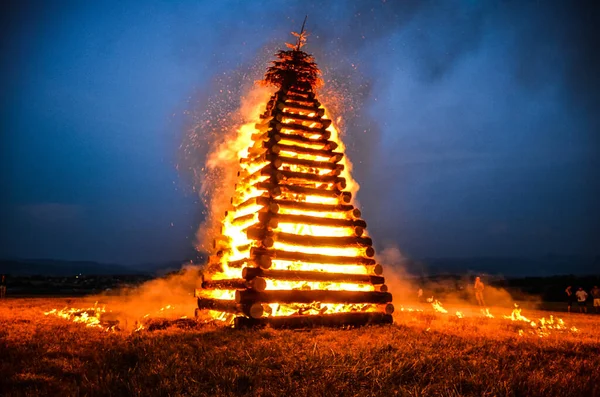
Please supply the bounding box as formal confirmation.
[1,297,599,396]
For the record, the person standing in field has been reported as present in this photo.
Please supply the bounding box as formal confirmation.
[575,287,588,314]
[0,274,6,299]
[565,286,575,313]
[591,285,600,314]
[474,276,485,306]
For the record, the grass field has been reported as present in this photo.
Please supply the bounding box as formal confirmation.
[1,297,599,396]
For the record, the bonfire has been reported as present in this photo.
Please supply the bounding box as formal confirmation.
[195,22,394,328]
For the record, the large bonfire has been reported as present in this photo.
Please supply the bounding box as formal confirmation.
[195,24,394,328]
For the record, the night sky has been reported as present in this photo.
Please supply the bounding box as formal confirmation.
[1,1,598,267]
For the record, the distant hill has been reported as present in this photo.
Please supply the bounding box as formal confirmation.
[405,255,600,277]
[0,259,141,276]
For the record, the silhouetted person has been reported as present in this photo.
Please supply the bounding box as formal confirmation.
[417,287,423,303]
[565,286,575,313]
[575,287,588,314]
[474,276,485,306]
[591,286,600,314]
[0,274,6,299]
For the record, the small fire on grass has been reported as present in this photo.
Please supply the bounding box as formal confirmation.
[406,298,580,338]
[44,303,188,332]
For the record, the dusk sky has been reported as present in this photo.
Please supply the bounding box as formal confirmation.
[1,1,598,266]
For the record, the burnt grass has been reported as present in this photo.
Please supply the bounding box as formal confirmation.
[1,298,599,396]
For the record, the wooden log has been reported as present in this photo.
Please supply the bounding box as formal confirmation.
[276,113,333,129]
[250,247,376,266]
[245,226,273,241]
[201,277,267,292]
[278,155,344,172]
[368,264,383,275]
[240,165,283,186]
[201,278,247,290]
[196,298,263,319]
[264,142,342,162]
[279,94,315,104]
[240,152,283,169]
[270,199,354,213]
[276,111,320,124]
[254,181,348,200]
[235,290,392,305]
[234,311,393,329]
[274,232,373,248]
[281,170,345,187]
[255,166,344,186]
[275,131,334,149]
[227,257,249,268]
[231,212,256,226]
[233,196,269,213]
[242,267,385,285]
[277,101,324,116]
[276,122,331,138]
[286,88,315,99]
[272,213,366,229]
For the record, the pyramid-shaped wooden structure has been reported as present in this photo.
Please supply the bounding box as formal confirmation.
[196,26,393,328]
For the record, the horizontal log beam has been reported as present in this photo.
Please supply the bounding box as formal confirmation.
[276,113,332,129]
[242,267,384,285]
[201,277,267,291]
[273,213,366,229]
[277,101,324,116]
[281,94,316,105]
[286,88,315,99]
[234,311,393,329]
[275,132,337,150]
[250,247,376,266]
[265,142,342,161]
[275,232,373,248]
[278,155,344,171]
[235,290,392,305]
[254,182,352,203]
[281,169,344,184]
[196,297,263,319]
[276,122,331,138]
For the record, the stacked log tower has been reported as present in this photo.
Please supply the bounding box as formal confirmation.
[196,22,394,328]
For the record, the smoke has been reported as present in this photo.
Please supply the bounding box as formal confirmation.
[97,263,202,330]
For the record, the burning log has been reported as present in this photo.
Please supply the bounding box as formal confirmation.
[274,232,373,248]
[264,142,343,162]
[271,213,366,229]
[196,298,264,319]
[277,101,325,116]
[278,155,344,171]
[234,312,393,329]
[275,111,325,124]
[249,247,376,266]
[276,122,331,138]
[254,181,352,203]
[201,276,267,292]
[242,267,385,285]
[276,133,338,150]
[235,290,392,305]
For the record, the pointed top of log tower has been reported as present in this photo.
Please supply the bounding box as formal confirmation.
[261,19,322,90]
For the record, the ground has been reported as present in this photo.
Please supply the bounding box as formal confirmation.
[1,297,599,396]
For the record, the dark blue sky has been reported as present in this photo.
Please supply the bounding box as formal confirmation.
[1,1,598,265]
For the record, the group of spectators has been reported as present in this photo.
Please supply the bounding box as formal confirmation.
[565,285,600,314]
